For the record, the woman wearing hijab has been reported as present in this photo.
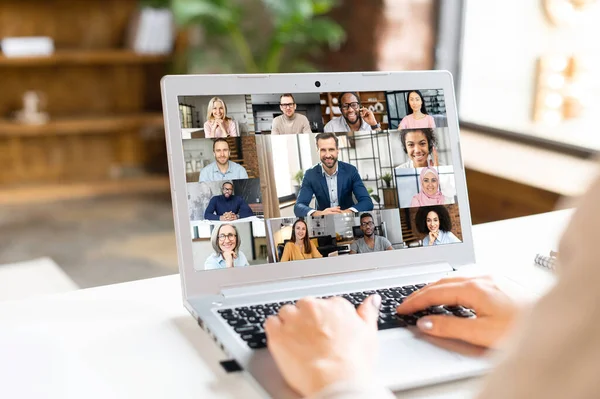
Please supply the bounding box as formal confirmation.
[410,167,446,207]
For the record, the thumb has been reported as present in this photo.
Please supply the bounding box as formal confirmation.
[416,316,482,345]
[357,294,381,328]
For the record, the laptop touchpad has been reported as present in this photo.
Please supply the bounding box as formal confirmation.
[376,328,490,389]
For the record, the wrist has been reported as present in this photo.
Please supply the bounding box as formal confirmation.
[307,361,371,397]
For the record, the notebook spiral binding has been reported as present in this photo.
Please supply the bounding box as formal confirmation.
[534,253,557,271]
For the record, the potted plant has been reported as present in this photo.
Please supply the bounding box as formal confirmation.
[293,170,304,196]
[367,187,381,209]
[381,173,393,188]
[171,0,345,73]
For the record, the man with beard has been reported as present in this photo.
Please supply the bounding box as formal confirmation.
[294,133,373,217]
[199,138,248,182]
[349,213,393,254]
[204,181,254,221]
[324,92,380,133]
[271,93,313,134]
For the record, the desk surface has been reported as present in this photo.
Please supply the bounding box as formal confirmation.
[0,210,573,399]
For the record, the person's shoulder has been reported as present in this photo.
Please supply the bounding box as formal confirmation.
[305,163,321,175]
[297,113,310,121]
[339,161,358,172]
[378,235,392,244]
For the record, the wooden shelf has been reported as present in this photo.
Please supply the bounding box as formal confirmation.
[0,50,170,67]
[0,113,164,137]
[0,175,170,206]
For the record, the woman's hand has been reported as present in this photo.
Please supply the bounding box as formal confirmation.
[428,231,439,245]
[397,276,526,348]
[265,295,381,397]
[222,250,237,268]
[430,147,439,167]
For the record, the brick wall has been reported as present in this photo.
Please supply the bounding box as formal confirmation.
[241,136,260,179]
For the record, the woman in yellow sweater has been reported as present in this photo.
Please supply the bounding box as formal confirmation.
[280,219,323,262]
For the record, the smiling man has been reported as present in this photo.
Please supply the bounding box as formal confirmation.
[271,93,312,134]
[349,213,393,254]
[203,181,254,221]
[199,138,249,182]
[324,92,380,133]
[294,133,373,217]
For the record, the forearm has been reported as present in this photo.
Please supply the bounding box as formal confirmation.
[204,212,219,221]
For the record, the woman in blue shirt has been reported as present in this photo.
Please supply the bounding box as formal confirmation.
[204,223,250,270]
[415,205,461,246]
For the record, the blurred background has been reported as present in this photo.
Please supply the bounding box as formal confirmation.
[1,0,599,298]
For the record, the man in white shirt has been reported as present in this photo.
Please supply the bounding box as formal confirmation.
[199,138,249,182]
[271,93,313,134]
[324,92,380,133]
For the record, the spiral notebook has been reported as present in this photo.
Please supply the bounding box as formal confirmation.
[534,250,558,272]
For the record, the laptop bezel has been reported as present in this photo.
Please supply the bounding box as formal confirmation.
[160,71,475,299]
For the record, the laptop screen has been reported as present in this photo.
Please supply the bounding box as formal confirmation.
[178,89,463,272]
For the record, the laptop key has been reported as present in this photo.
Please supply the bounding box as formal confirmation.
[378,317,408,330]
[220,313,238,320]
[240,333,255,341]
[401,315,418,325]
[248,340,266,349]
[228,319,247,327]
[454,309,475,318]
[235,325,260,334]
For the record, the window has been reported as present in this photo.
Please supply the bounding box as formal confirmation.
[179,104,194,128]
[458,0,600,153]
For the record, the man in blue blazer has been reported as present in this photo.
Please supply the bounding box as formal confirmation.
[294,133,373,217]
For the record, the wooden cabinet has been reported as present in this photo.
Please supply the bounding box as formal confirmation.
[0,0,171,188]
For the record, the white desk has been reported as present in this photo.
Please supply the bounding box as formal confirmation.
[0,210,572,399]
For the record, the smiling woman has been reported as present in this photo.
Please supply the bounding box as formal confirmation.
[204,97,238,138]
[204,223,249,269]
[414,205,461,246]
[397,128,439,168]
[410,167,447,207]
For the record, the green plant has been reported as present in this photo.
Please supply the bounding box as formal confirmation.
[172,0,345,73]
[381,173,393,188]
[367,187,380,206]
[293,170,304,186]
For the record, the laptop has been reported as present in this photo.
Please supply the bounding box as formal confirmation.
[160,71,491,398]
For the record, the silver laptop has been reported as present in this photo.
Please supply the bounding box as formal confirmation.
[160,71,491,398]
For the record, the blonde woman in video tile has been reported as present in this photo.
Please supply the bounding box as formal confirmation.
[280,219,323,262]
[204,97,239,138]
[204,224,249,270]
[415,205,460,246]
[399,90,436,129]
[397,128,439,168]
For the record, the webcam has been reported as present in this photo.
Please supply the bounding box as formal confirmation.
[314,81,321,88]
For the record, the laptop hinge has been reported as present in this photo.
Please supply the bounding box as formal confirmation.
[220,262,452,299]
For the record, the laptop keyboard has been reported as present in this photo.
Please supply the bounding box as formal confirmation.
[216,283,476,349]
